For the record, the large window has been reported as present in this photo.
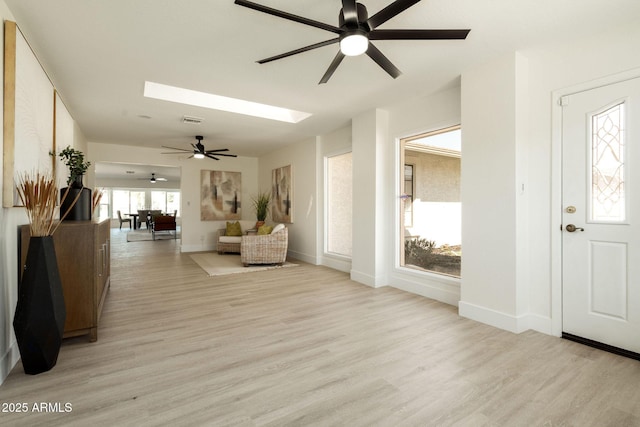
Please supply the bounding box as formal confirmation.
[326,151,352,257]
[151,190,181,216]
[404,164,414,227]
[97,189,109,219]
[109,189,179,219]
[400,126,461,277]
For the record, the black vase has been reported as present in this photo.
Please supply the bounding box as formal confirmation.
[13,236,66,375]
[61,176,91,221]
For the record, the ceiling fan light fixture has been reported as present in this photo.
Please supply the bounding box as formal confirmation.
[193,152,205,159]
[340,31,368,56]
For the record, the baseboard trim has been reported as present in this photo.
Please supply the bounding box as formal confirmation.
[0,342,20,385]
[181,244,215,253]
[350,269,381,288]
[562,333,640,361]
[459,301,519,333]
[390,278,459,307]
[286,250,317,265]
[459,301,552,334]
[321,256,351,273]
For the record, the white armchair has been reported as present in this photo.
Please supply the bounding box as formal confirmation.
[240,225,288,266]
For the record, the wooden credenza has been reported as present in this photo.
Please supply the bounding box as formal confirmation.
[19,218,110,342]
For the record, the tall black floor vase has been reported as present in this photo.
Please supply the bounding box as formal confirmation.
[13,236,66,375]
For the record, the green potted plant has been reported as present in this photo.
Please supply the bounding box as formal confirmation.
[251,190,271,229]
[58,146,91,187]
[58,146,92,221]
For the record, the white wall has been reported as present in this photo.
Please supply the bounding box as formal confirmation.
[258,137,319,264]
[351,109,390,287]
[95,178,180,190]
[459,53,520,328]
[0,3,23,383]
[88,142,258,252]
[458,23,640,334]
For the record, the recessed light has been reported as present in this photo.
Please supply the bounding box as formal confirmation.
[143,81,312,124]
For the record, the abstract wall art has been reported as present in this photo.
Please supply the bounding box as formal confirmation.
[271,164,292,223]
[200,170,242,221]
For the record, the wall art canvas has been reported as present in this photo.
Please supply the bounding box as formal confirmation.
[271,164,292,223]
[200,170,241,221]
[54,92,74,190]
[3,21,55,207]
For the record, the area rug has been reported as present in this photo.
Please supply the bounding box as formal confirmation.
[190,252,298,276]
[126,229,180,242]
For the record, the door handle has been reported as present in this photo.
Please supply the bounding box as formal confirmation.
[565,224,585,232]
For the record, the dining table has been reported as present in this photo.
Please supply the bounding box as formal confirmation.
[127,213,139,230]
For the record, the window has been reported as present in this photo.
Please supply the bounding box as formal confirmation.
[326,151,352,257]
[98,189,109,219]
[131,191,145,211]
[112,190,131,219]
[590,102,625,222]
[400,126,461,277]
[111,190,148,218]
[151,190,181,216]
[404,164,414,227]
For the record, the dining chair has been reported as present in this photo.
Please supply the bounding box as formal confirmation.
[117,210,132,229]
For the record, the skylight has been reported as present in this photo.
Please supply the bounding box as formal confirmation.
[143,81,312,124]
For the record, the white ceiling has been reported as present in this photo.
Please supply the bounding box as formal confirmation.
[5,0,640,161]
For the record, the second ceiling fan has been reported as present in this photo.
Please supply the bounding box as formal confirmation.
[235,0,470,84]
[162,136,237,161]
[137,173,167,184]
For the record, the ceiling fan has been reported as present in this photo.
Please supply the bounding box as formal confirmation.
[137,173,167,184]
[162,135,238,161]
[234,0,470,84]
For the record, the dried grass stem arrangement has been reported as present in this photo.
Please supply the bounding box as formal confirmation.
[16,171,82,236]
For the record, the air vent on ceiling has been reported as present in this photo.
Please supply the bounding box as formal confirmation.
[182,115,204,125]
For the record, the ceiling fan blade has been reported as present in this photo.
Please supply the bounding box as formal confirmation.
[366,43,401,79]
[161,152,191,155]
[234,0,340,34]
[257,38,339,64]
[319,51,345,84]
[162,146,191,152]
[370,29,471,40]
[367,0,422,30]
[157,178,168,181]
[205,148,230,153]
[205,154,220,160]
[341,0,359,27]
[209,153,238,158]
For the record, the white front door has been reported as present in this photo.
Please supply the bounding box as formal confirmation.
[562,77,640,354]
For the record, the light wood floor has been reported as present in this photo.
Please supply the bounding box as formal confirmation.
[1,228,640,426]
